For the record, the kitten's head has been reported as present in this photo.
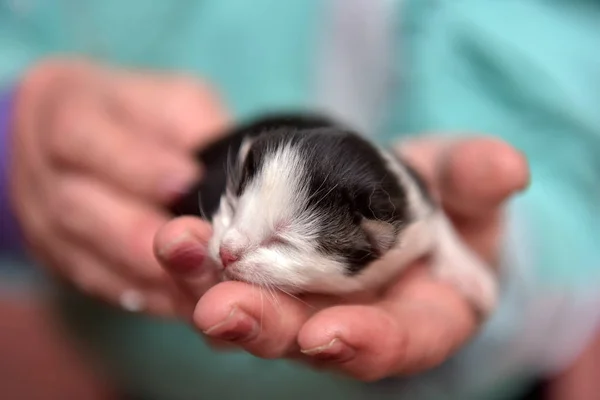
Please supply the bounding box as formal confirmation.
[208,127,412,294]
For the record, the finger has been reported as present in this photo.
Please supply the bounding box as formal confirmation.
[397,136,529,262]
[49,231,196,319]
[62,223,196,319]
[397,136,529,221]
[106,70,231,150]
[193,281,313,359]
[23,59,229,152]
[393,136,457,192]
[154,216,221,299]
[436,138,528,262]
[43,90,201,203]
[69,261,179,318]
[38,234,181,317]
[437,137,529,220]
[298,265,476,381]
[50,174,172,285]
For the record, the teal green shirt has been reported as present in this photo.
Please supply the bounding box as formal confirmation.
[2,1,600,399]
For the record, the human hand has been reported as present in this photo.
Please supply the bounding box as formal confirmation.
[9,59,229,317]
[154,135,529,380]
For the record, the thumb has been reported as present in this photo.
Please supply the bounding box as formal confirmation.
[395,135,529,221]
[394,135,529,263]
[154,216,221,299]
[436,137,529,221]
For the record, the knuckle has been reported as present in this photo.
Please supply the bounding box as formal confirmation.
[49,180,82,232]
[19,59,67,99]
[46,106,74,160]
[45,98,91,164]
[21,61,101,166]
[24,57,97,90]
[168,76,218,108]
[19,58,89,110]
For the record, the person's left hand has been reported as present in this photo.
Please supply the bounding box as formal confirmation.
[9,59,229,318]
[153,135,529,381]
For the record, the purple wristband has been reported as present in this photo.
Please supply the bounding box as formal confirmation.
[0,86,24,254]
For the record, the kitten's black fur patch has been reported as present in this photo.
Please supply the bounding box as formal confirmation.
[168,113,336,218]
[168,113,415,275]
[296,130,410,273]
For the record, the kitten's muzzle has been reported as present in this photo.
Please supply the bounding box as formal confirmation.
[219,246,240,268]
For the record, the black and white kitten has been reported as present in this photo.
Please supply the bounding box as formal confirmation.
[169,114,498,318]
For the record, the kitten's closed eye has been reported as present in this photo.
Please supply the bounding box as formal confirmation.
[261,221,293,247]
[261,236,288,247]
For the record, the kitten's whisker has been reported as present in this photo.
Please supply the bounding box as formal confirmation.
[368,185,377,217]
[255,281,265,333]
[306,170,333,202]
[277,287,314,310]
[196,192,208,220]
[262,277,283,313]
[311,183,340,209]
[256,275,276,312]
[248,274,266,333]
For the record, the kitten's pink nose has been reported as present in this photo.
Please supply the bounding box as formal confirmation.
[219,246,239,268]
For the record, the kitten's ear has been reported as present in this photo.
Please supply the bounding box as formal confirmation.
[350,186,403,256]
[238,137,254,164]
[361,219,397,256]
[226,136,255,195]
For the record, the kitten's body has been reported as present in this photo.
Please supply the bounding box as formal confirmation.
[169,114,497,317]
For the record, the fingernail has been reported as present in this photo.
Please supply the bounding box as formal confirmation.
[159,232,206,274]
[301,338,356,363]
[203,308,259,343]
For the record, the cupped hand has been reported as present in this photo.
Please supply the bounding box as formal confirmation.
[154,135,529,381]
[9,58,229,317]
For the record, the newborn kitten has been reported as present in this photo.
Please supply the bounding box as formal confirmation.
[169,114,498,318]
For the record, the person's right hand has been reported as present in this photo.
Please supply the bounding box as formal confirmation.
[9,59,229,318]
